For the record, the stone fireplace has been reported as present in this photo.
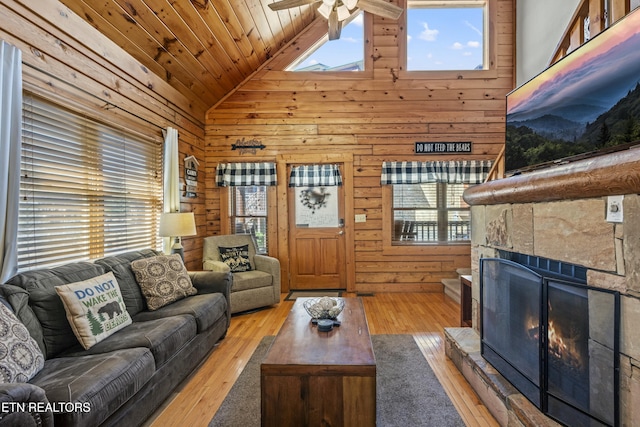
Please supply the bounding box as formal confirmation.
[481,255,619,426]
[444,149,640,426]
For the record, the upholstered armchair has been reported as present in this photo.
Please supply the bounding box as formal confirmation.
[203,234,281,314]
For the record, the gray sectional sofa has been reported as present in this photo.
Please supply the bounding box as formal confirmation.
[0,249,232,427]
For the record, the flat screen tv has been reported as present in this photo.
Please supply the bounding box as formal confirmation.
[506,7,640,174]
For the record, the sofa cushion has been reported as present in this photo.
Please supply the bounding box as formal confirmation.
[55,272,132,350]
[0,285,46,357]
[60,315,196,368]
[218,245,252,272]
[133,293,226,333]
[30,348,155,427]
[94,249,160,316]
[4,262,106,359]
[231,270,274,292]
[0,302,44,382]
[0,382,54,427]
[131,254,197,311]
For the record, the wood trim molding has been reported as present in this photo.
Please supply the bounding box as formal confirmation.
[463,148,640,205]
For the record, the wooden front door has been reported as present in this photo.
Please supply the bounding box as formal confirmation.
[288,167,346,290]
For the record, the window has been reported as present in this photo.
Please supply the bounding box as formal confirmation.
[287,12,365,71]
[392,183,470,243]
[230,186,269,253]
[380,159,491,250]
[19,94,162,270]
[216,162,277,255]
[406,0,488,71]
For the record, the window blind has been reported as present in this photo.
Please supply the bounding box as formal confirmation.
[19,94,162,270]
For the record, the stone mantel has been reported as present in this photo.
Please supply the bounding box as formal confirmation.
[463,147,640,206]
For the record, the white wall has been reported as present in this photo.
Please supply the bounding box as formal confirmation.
[516,0,582,86]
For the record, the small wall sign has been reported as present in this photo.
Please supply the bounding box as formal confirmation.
[184,155,199,198]
[232,137,265,155]
[415,142,472,154]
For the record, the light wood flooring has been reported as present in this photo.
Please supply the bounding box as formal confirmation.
[146,292,498,427]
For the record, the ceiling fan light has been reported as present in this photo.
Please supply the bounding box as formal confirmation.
[336,5,351,21]
[317,3,333,19]
[322,0,336,7]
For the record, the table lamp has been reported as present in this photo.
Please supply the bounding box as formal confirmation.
[159,212,197,260]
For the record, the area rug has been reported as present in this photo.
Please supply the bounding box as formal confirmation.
[284,290,342,300]
[209,334,464,427]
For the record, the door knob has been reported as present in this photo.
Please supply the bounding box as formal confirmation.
[337,230,344,235]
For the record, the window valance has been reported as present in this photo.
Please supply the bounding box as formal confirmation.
[289,164,343,187]
[216,162,277,187]
[380,160,492,185]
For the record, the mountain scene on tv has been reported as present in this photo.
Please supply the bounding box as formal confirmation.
[506,9,640,172]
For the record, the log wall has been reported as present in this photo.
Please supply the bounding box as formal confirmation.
[1,0,206,269]
[205,0,515,292]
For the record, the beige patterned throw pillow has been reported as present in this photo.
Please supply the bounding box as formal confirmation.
[0,302,45,383]
[55,272,132,350]
[131,254,197,311]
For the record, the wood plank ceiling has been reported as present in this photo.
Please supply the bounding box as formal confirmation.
[58,0,318,114]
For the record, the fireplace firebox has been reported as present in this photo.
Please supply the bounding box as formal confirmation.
[480,255,620,427]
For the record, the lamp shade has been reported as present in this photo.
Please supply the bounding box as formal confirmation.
[159,212,197,237]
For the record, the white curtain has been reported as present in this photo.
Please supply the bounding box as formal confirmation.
[163,127,180,253]
[0,42,22,282]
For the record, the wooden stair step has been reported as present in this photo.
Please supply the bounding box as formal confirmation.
[456,267,472,276]
[441,278,461,304]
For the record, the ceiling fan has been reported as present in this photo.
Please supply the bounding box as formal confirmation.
[268,0,403,40]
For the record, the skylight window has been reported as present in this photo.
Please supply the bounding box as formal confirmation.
[407,1,486,71]
[287,12,364,72]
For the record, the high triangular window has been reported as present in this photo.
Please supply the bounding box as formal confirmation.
[287,12,364,72]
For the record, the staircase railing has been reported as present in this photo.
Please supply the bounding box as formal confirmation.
[484,146,505,182]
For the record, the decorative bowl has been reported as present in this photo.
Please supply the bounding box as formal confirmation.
[317,319,334,332]
[303,297,345,320]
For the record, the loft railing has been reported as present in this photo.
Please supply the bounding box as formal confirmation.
[549,0,633,67]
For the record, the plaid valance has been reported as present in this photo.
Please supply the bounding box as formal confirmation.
[216,162,277,187]
[289,164,343,187]
[380,160,493,185]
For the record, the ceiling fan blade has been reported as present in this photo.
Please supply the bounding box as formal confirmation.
[344,0,358,9]
[328,11,343,40]
[356,0,403,20]
[317,2,333,19]
[336,4,352,21]
[268,0,321,12]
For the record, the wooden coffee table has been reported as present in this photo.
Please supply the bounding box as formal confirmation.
[260,297,376,427]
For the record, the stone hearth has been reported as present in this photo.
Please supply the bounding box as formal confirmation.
[445,327,561,427]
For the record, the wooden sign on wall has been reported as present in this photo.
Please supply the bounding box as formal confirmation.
[184,155,199,198]
[415,142,472,154]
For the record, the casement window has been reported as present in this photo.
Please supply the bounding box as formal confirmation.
[392,182,470,243]
[18,94,163,270]
[404,0,494,75]
[381,160,491,248]
[216,163,277,254]
[229,186,269,253]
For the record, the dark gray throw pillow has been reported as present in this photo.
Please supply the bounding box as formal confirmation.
[218,245,253,272]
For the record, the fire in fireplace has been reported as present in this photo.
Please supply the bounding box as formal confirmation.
[480,255,619,427]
